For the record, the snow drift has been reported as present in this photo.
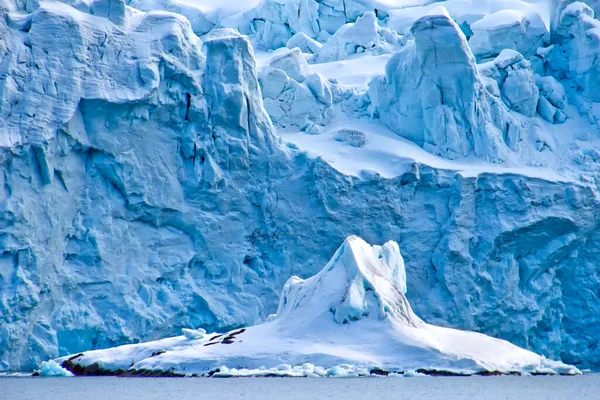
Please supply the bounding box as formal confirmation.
[55,236,579,377]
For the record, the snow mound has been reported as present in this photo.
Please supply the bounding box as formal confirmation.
[287,32,322,54]
[54,236,579,377]
[182,328,206,340]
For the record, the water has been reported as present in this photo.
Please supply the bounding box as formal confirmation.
[2,375,599,400]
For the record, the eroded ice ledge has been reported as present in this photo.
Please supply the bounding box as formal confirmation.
[49,236,579,377]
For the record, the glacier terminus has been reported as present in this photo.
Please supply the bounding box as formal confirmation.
[1,0,600,375]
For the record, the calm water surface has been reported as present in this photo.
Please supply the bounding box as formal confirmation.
[2,375,599,400]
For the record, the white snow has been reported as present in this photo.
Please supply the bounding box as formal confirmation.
[471,9,544,30]
[279,119,574,182]
[132,0,261,19]
[387,1,551,34]
[306,54,392,91]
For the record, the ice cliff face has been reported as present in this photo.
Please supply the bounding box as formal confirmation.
[369,8,518,159]
[2,0,600,373]
[0,0,291,369]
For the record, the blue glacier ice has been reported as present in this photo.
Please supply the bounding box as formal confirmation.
[1,0,600,373]
[368,8,516,159]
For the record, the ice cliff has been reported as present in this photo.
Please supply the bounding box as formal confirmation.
[2,0,600,373]
[54,236,579,377]
[369,8,518,159]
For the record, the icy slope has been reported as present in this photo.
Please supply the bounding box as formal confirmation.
[2,0,600,373]
[55,237,578,377]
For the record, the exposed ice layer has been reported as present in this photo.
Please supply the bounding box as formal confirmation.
[0,1,289,370]
[535,75,567,123]
[469,10,549,61]
[550,0,600,43]
[269,47,311,83]
[369,7,516,159]
[259,49,334,130]
[547,2,600,102]
[235,0,378,50]
[313,11,400,63]
[0,2,204,147]
[55,237,579,377]
[479,50,540,118]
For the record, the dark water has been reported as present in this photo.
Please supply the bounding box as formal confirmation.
[2,375,599,400]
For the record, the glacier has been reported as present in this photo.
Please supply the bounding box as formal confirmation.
[1,0,600,373]
[53,236,579,377]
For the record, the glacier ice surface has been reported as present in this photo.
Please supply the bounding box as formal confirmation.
[312,11,400,63]
[369,7,516,159]
[2,0,600,373]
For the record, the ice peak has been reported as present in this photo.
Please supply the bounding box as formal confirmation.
[424,5,452,19]
[411,5,470,54]
[274,236,420,327]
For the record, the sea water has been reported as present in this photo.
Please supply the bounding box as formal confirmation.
[1,374,598,400]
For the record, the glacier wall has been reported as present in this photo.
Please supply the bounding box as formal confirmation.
[1,0,600,372]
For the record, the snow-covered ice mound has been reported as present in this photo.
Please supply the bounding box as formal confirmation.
[55,236,579,377]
